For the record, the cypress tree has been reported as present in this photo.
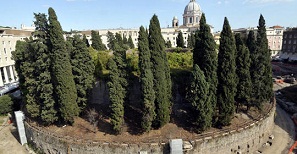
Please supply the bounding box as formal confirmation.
[246,30,259,108]
[48,7,79,124]
[257,15,273,103]
[138,26,155,132]
[107,57,125,134]
[91,30,106,51]
[149,14,172,128]
[128,35,135,49]
[107,31,116,51]
[123,34,128,45]
[115,33,124,49]
[187,64,212,132]
[217,17,237,126]
[70,35,95,111]
[193,13,217,123]
[176,31,184,48]
[82,34,90,47]
[165,40,172,48]
[187,33,193,48]
[235,34,252,112]
[14,41,40,118]
[33,13,57,124]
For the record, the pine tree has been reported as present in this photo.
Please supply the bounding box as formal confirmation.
[257,15,273,103]
[165,40,172,48]
[187,64,212,132]
[82,34,90,47]
[91,30,106,51]
[115,33,124,49]
[193,13,217,123]
[235,34,252,112]
[138,26,155,132]
[217,17,237,126]
[176,31,184,48]
[128,35,135,49]
[123,34,128,45]
[48,7,79,124]
[70,35,95,111]
[149,14,172,128]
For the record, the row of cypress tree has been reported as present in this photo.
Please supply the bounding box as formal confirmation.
[107,15,172,133]
[188,13,273,131]
[12,8,95,125]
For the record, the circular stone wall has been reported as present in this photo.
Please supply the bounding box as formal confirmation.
[24,104,275,154]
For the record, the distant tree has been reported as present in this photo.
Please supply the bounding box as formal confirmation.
[48,7,79,124]
[176,31,185,48]
[138,26,155,132]
[0,95,13,115]
[115,33,124,48]
[91,30,106,51]
[123,34,128,45]
[217,17,237,126]
[165,40,172,48]
[70,35,95,111]
[187,33,194,49]
[235,33,252,112]
[107,31,116,51]
[193,13,217,124]
[257,15,273,104]
[82,34,90,47]
[128,35,135,49]
[149,14,172,128]
[187,64,212,132]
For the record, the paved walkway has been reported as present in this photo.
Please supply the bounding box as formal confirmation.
[258,105,295,154]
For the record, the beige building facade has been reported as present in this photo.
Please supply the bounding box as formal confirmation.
[0,28,32,86]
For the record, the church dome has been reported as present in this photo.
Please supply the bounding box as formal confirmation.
[184,0,201,14]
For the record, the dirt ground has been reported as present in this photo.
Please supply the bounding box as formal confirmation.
[0,117,28,154]
[28,102,272,144]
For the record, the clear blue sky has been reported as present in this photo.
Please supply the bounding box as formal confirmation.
[2,0,297,32]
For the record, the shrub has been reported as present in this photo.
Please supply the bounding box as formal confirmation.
[0,95,13,115]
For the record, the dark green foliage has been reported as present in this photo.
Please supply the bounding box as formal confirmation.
[14,40,40,118]
[48,7,79,124]
[246,30,259,107]
[123,35,128,44]
[257,15,273,103]
[149,14,172,128]
[82,34,90,47]
[107,56,125,134]
[138,26,155,132]
[193,13,217,123]
[217,17,237,126]
[187,32,195,49]
[165,40,172,48]
[91,30,106,51]
[0,95,13,115]
[70,35,95,111]
[176,31,185,48]
[187,65,212,132]
[115,33,124,48]
[107,31,116,51]
[128,35,135,49]
[235,34,252,111]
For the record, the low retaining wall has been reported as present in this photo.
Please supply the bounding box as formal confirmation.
[24,104,275,154]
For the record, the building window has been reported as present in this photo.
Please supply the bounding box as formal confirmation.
[294,40,297,44]
[196,17,199,23]
[284,34,287,38]
[2,41,4,45]
[284,40,286,44]
[190,17,192,23]
[5,57,7,61]
[289,40,291,44]
[289,34,292,38]
[4,48,6,54]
